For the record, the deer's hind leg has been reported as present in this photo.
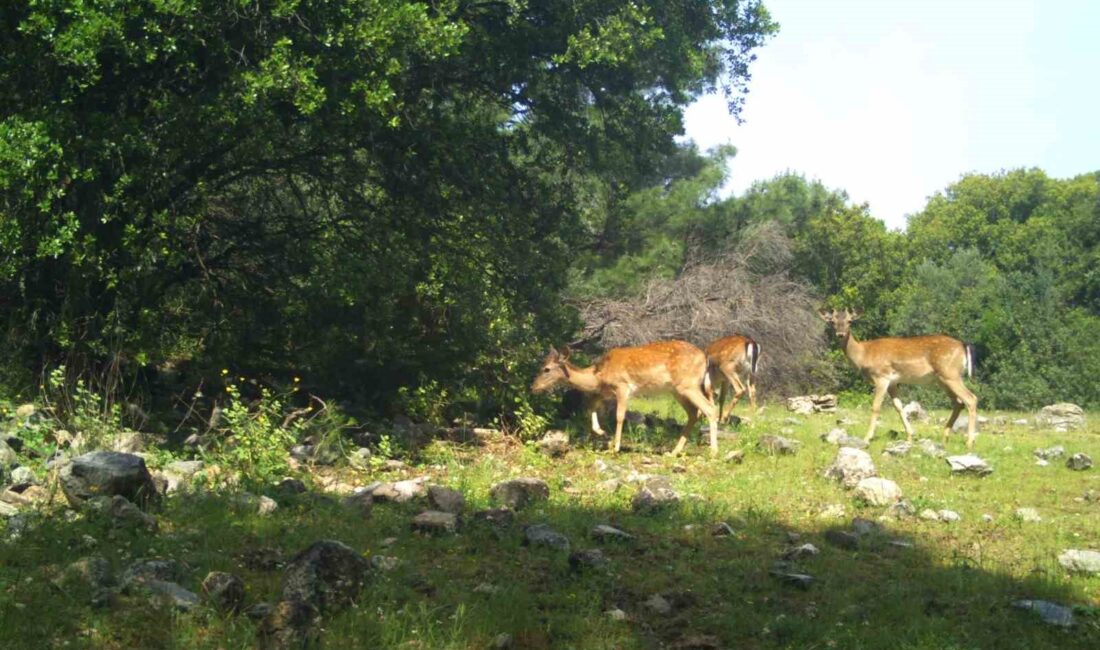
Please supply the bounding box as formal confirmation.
[681,387,719,457]
[670,394,698,457]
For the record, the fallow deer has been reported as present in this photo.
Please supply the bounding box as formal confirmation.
[818,309,978,448]
[705,335,761,423]
[531,340,720,456]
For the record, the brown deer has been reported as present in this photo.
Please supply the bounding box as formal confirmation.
[705,335,761,423]
[818,309,978,448]
[531,340,720,456]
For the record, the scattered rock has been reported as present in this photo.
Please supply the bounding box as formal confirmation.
[365,476,429,503]
[281,540,371,613]
[491,633,514,649]
[1066,453,1092,471]
[231,492,279,516]
[122,558,186,589]
[770,571,813,590]
[341,490,374,518]
[1035,403,1085,432]
[888,500,916,518]
[824,447,876,488]
[1014,507,1042,523]
[938,510,961,523]
[347,447,372,470]
[851,517,883,537]
[631,483,680,514]
[821,428,848,444]
[15,403,36,418]
[57,556,116,606]
[917,438,947,458]
[411,510,459,534]
[1033,445,1065,460]
[427,485,465,514]
[591,524,634,542]
[202,571,246,613]
[782,543,820,560]
[818,503,846,519]
[258,600,320,650]
[946,454,993,476]
[787,394,837,414]
[711,522,735,537]
[536,430,570,458]
[143,579,201,611]
[472,507,515,528]
[757,435,800,455]
[982,513,994,523]
[1035,458,1049,467]
[274,477,307,496]
[824,530,860,550]
[919,509,940,521]
[244,602,275,621]
[724,449,745,463]
[854,477,903,506]
[1012,599,1075,627]
[1057,549,1100,575]
[569,549,609,571]
[9,466,36,488]
[606,607,628,621]
[524,524,570,552]
[644,593,673,615]
[951,414,987,432]
[882,441,913,457]
[109,430,146,454]
[160,460,204,493]
[59,451,159,508]
[902,401,929,422]
[100,495,158,532]
[473,582,501,595]
[596,478,621,492]
[490,478,550,509]
[1012,418,1029,426]
[371,556,401,572]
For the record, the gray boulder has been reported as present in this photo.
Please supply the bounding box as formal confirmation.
[882,441,913,457]
[902,401,929,423]
[427,485,465,514]
[202,571,246,613]
[1033,445,1065,460]
[1058,549,1100,574]
[786,394,837,414]
[281,540,371,613]
[824,447,876,488]
[1013,599,1075,627]
[490,478,549,509]
[411,510,459,534]
[1066,453,1093,471]
[591,524,634,542]
[258,600,320,650]
[854,477,903,506]
[917,438,947,458]
[758,435,800,455]
[59,451,159,508]
[524,524,570,552]
[363,476,428,503]
[631,481,680,514]
[1014,507,1042,523]
[1035,403,1085,432]
[569,549,609,571]
[9,466,37,487]
[536,430,570,458]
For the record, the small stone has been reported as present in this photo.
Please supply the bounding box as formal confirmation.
[473,582,501,595]
[1057,549,1100,574]
[887,540,913,549]
[982,513,994,522]
[851,517,883,537]
[711,522,735,537]
[491,633,514,649]
[412,510,459,534]
[281,540,371,614]
[259,600,320,650]
[472,507,514,528]
[1066,453,1092,471]
[888,500,916,518]
[1035,403,1085,432]
[606,608,628,621]
[1035,459,1049,467]
[366,476,429,503]
[275,477,307,496]
[597,478,621,492]
[917,438,946,458]
[1014,507,1042,523]
[824,530,860,550]
[341,490,374,518]
[257,495,279,516]
[9,467,37,487]
[1033,445,1065,460]
[591,524,634,542]
[758,435,800,455]
[821,428,848,444]
[818,504,846,519]
[427,485,465,514]
[723,449,745,464]
[631,484,680,514]
[882,441,913,457]
[244,602,274,621]
[824,447,876,488]
[937,510,961,523]
[644,593,672,615]
[1013,599,1075,627]
[854,477,902,506]
[902,401,929,422]
[490,478,550,509]
[202,571,246,613]
[523,524,570,552]
[144,580,201,611]
[919,509,940,521]
[946,455,993,476]
[568,549,609,571]
[536,430,570,458]
[770,571,813,590]
[782,543,820,560]
[104,495,158,532]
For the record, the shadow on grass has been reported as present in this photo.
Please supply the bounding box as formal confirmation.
[1,469,1097,650]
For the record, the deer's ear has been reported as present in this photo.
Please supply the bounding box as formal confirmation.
[558,346,572,361]
[848,308,863,321]
[546,347,559,361]
[817,309,833,322]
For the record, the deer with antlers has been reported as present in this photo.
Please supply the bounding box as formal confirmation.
[531,341,720,457]
[818,309,978,448]
[706,335,761,423]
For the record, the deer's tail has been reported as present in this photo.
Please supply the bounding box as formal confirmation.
[747,339,761,377]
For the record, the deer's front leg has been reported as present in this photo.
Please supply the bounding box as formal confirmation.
[865,380,890,443]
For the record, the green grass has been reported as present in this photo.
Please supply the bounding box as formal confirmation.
[1,401,1098,649]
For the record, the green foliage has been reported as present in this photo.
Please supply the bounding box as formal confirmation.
[204,379,304,485]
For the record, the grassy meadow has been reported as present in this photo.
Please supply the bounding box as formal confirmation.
[1,399,1098,649]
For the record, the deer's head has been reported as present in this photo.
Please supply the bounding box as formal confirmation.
[818,308,862,339]
[531,346,572,393]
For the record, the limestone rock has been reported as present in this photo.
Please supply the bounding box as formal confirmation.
[203,571,246,613]
[787,394,837,414]
[854,477,903,506]
[524,524,570,552]
[757,435,800,455]
[824,447,876,488]
[1035,403,1085,432]
[591,524,634,542]
[258,600,320,650]
[1066,453,1093,471]
[411,510,459,534]
[946,454,993,476]
[59,451,159,508]
[536,430,570,458]
[281,540,370,613]
[1013,599,1075,627]
[1058,549,1100,574]
[427,485,465,514]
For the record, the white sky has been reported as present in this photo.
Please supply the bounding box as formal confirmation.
[682,0,1100,230]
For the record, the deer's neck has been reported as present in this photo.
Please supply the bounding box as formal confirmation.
[563,363,602,393]
[842,332,868,368]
